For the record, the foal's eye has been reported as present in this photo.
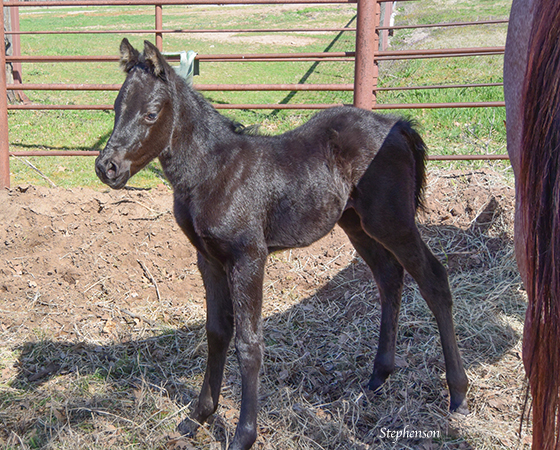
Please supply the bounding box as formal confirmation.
[145,112,158,123]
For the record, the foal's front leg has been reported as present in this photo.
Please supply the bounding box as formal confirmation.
[227,248,267,450]
[178,254,234,435]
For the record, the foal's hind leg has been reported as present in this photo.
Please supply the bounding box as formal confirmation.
[338,209,405,391]
[357,208,468,412]
[178,254,234,436]
[352,148,468,413]
[375,224,468,412]
[383,225,468,412]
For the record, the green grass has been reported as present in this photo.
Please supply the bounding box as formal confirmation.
[7,1,511,188]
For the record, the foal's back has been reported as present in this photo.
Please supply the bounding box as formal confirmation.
[242,107,400,250]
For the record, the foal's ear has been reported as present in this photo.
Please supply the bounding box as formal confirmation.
[119,38,140,73]
[143,40,169,80]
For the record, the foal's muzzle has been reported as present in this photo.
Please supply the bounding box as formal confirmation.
[95,153,130,190]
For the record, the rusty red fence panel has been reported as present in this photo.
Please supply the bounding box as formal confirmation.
[3,0,359,5]
[0,7,9,187]
[0,0,508,189]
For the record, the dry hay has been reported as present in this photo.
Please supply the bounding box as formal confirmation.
[0,168,530,449]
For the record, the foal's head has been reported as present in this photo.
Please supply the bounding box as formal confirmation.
[96,39,175,189]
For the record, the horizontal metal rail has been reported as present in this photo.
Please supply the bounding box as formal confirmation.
[8,83,354,91]
[6,101,506,110]
[3,20,507,37]
[6,0,408,4]
[7,82,504,93]
[8,149,509,160]
[6,82,503,92]
[5,47,504,64]
[3,0,361,6]
[6,53,354,63]
[206,47,506,62]
[8,83,122,91]
[7,83,503,92]
[428,154,509,161]
[11,151,101,156]
[374,101,505,109]
[5,27,358,36]
[377,82,503,91]
[9,104,114,110]
[377,19,509,31]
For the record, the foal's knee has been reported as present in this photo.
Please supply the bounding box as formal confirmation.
[207,329,233,351]
[235,334,264,373]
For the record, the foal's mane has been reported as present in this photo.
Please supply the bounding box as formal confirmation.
[232,122,263,136]
[520,1,560,448]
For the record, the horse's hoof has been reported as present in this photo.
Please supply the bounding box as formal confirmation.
[449,398,470,416]
[177,417,200,438]
[367,373,388,393]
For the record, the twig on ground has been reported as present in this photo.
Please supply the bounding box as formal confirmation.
[112,198,166,218]
[83,276,111,294]
[138,259,162,302]
[119,307,157,328]
[14,156,57,188]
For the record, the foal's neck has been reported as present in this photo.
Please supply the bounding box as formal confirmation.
[158,77,240,196]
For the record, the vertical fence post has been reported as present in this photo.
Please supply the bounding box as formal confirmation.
[9,6,20,83]
[380,1,393,51]
[155,4,163,51]
[0,5,10,189]
[353,0,380,110]
[372,1,380,105]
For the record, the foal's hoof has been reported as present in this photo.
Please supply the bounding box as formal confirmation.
[367,372,389,393]
[177,417,200,438]
[449,397,470,416]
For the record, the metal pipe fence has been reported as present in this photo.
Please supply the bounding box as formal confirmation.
[0,0,508,188]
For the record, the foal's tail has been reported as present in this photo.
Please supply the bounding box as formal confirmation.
[520,1,560,448]
[399,119,428,211]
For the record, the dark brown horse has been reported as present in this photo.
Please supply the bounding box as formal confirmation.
[504,0,560,448]
[96,39,468,450]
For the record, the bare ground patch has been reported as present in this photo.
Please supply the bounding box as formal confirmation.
[173,32,319,47]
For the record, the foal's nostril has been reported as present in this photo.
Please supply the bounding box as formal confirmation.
[106,161,118,179]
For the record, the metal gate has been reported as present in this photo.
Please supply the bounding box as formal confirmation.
[0,0,508,189]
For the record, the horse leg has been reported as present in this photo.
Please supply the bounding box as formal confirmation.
[391,231,467,412]
[227,247,267,450]
[338,209,404,391]
[352,148,468,413]
[361,212,468,412]
[178,254,234,436]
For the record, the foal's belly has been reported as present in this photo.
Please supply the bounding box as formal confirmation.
[265,191,348,251]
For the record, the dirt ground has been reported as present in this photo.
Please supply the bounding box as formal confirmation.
[0,169,514,344]
[0,168,529,449]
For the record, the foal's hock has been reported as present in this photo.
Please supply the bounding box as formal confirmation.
[96,39,468,450]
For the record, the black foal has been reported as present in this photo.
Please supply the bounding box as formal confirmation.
[96,39,468,450]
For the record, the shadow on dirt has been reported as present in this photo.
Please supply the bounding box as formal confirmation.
[3,223,524,449]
